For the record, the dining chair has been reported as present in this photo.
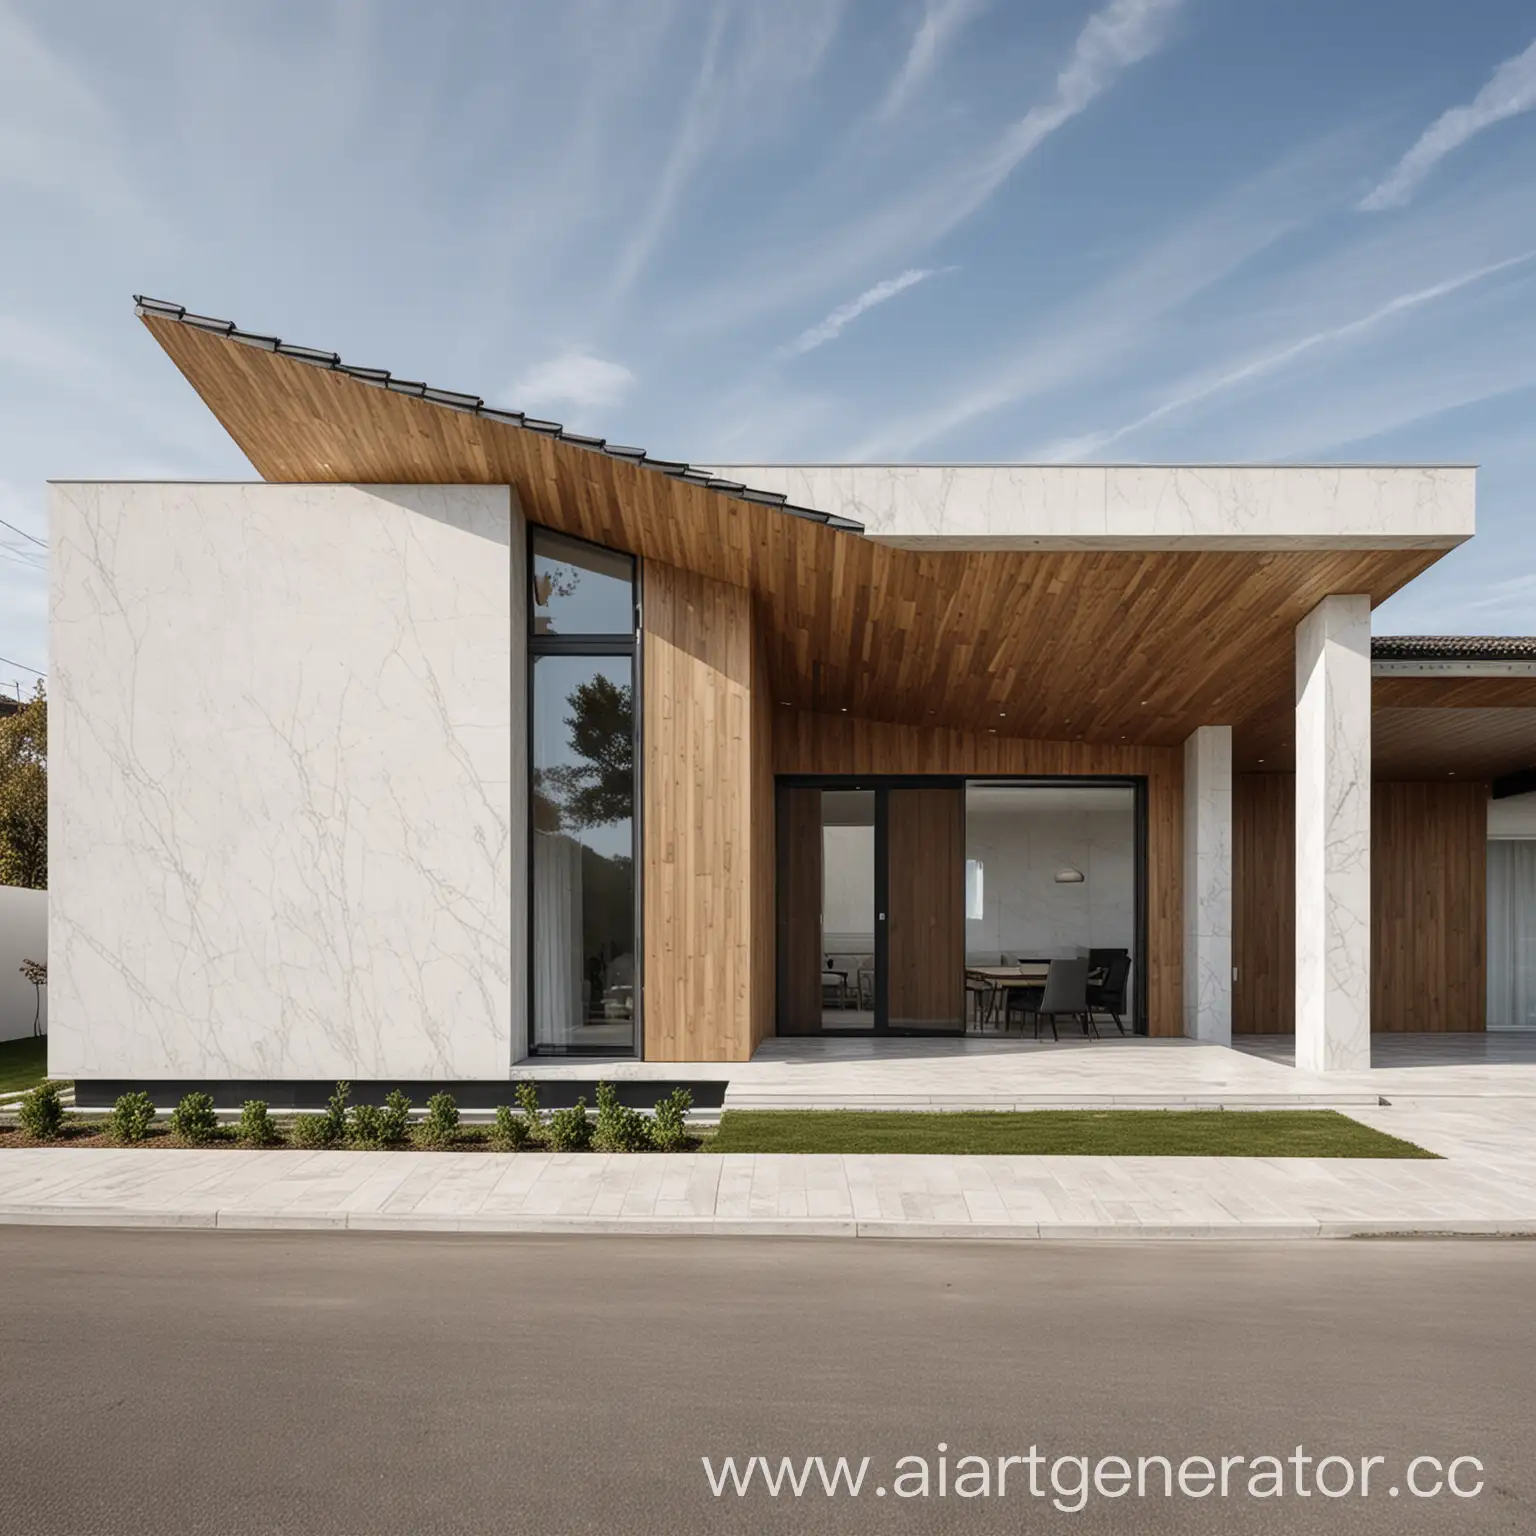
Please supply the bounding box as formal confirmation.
[856,954,875,1011]
[1087,952,1132,1035]
[1032,957,1094,1041]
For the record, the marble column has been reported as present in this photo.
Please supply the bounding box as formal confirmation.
[1183,725,1233,1044]
[1294,595,1372,1073]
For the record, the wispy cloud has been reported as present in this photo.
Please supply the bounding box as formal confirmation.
[512,350,637,413]
[842,130,1347,459]
[1361,35,1536,210]
[779,267,945,356]
[877,0,987,121]
[606,0,845,305]
[1035,247,1536,459]
[673,0,1183,338]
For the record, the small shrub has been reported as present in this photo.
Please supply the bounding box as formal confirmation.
[322,1081,350,1144]
[593,1080,653,1153]
[290,1113,334,1149]
[109,1091,157,1144]
[546,1097,592,1152]
[514,1079,544,1141]
[490,1104,530,1151]
[416,1091,460,1149]
[17,1081,66,1141]
[349,1103,385,1148]
[236,1100,279,1147]
[350,1090,413,1150]
[651,1087,694,1152]
[169,1091,219,1145]
[379,1089,413,1147]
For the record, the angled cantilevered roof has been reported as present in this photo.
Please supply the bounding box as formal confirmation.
[134,297,1471,749]
[134,297,863,534]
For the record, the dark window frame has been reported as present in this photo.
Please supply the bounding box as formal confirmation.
[526,525,642,1059]
[775,773,1149,1038]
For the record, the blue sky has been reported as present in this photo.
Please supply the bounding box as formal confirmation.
[3,0,1536,694]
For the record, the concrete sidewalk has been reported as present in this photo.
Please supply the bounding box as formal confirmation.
[2,1098,1535,1239]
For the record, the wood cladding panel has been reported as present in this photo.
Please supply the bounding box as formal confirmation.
[147,316,1440,754]
[1233,774,1295,1033]
[1237,679,1536,777]
[1373,709,1536,781]
[1372,782,1488,1032]
[641,562,770,1061]
[1233,774,1489,1034]
[1373,676,1536,709]
[774,712,1184,1037]
[750,635,775,1053]
[775,787,824,1037]
[885,788,965,1031]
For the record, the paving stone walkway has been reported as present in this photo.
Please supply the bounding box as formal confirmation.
[2,1094,1534,1239]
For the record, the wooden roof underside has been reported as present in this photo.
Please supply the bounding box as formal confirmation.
[1236,674,1536,781]
[145,313,1447,750]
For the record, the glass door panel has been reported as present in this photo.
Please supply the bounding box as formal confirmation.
[819,790,876,1029]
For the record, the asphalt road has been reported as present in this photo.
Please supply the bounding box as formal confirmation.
[1,1231,1531,1535]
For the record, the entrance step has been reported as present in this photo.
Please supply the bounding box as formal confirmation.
[721,1091,1384,1111]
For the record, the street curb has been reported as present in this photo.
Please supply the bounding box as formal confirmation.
[2,1207,1535,1239]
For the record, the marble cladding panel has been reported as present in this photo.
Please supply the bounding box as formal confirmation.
[48,482,523,1080]
[1182,726,1233,1045]
[706,464,1474,547]
[1294,595,1373,1074]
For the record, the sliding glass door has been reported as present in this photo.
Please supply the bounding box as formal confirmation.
[776,776,1146,1037]
[775,782,964,1035]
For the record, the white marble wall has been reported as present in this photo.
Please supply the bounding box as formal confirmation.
[1294,595,1372,1074]
[1182,726,1232,1045]
[706,464,1474,549]
[48,482,524,1080]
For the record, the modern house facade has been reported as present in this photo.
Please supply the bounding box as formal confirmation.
[44,299,1536,1097]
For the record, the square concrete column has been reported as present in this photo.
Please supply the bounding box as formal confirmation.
[1295,595,1372,1073]
[1183,725,1232,1044]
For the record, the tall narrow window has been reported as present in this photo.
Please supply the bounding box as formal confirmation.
[529,529,638,1055]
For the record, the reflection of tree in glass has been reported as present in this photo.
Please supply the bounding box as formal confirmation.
[532,563,580,634]
[539,674,633,829]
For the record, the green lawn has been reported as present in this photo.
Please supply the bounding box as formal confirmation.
[708,1109,1436,1158]
[0,1037,54,1096]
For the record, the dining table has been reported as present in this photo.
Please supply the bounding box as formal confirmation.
[964,961,1107,1027]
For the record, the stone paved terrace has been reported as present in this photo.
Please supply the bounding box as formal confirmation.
[515,1033,1536,1110]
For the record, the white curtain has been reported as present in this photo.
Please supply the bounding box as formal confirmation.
[533,830,584,1047]
[1488,840,1536,1029]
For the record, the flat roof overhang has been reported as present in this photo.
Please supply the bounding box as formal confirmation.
[1237,670,1536,781]
[140,306,1474,751]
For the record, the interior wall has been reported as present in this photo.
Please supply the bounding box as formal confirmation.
[1233,773,1489,1033]
[641,560,770,1061]
[822,825,876,942]
[774,713,1182,1036]
[964,799,1135,964]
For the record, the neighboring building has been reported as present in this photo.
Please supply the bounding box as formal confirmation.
[43,298,1536,1097]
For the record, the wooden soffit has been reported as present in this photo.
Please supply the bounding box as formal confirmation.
[142,308,1447,749]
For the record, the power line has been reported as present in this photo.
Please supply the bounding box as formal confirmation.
[0,515,44,549]
[0,654,45,677]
